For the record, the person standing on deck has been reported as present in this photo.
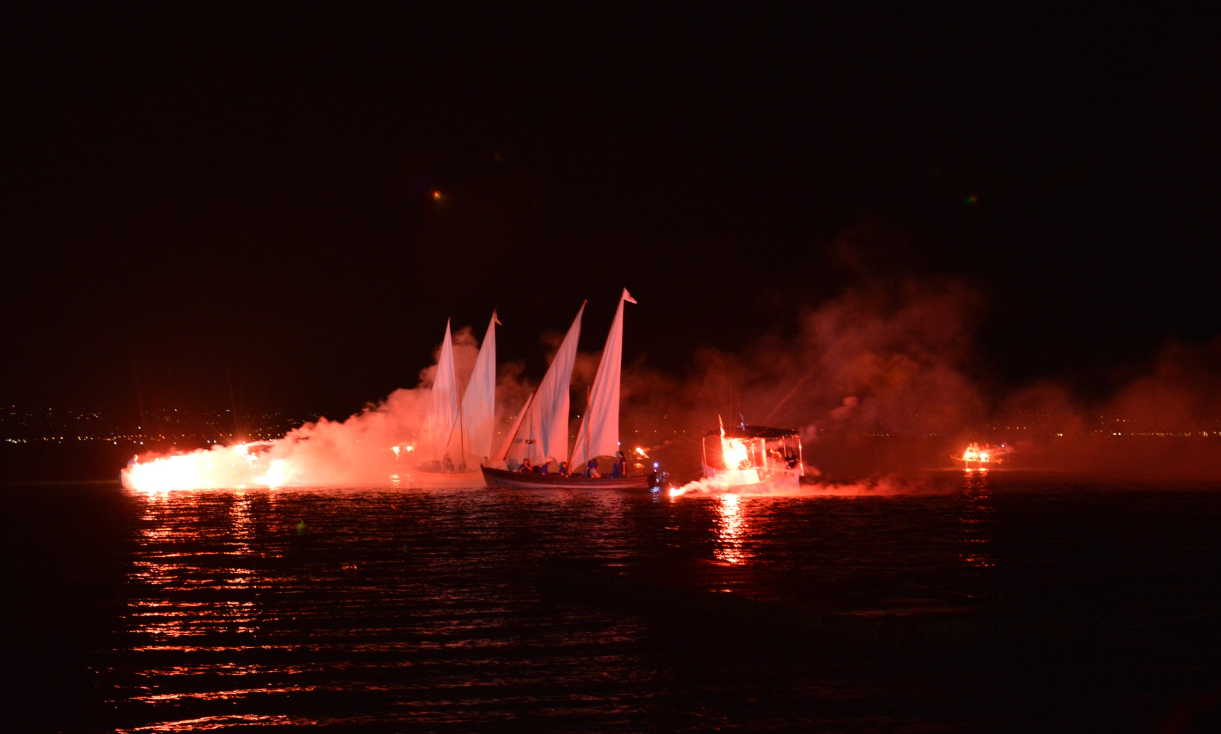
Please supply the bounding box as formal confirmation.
[611,451,627,478]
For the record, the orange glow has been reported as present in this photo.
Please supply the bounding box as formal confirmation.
[961,443,990,463]
[722,437,749,470]
[122,442,285,492]
[714,493,747,565]
[959,442,1011,468]
[254,459,289,488]
[432,190,443,201]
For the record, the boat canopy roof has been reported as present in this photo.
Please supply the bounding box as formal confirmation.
[705,424,799,440]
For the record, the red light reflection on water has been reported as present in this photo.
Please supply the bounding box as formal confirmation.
[958,470,996,569]
[714,493,749,565]
[115,713,317,731]
[121,488,295,719]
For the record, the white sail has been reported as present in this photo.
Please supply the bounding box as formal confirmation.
[503,302,584,466]
[459,311,499,461]
[571,289,635,468]
[425,319,461,463]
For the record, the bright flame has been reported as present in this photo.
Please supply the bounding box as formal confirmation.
[961,443,990,463]
[722,438,749,470]
[960,442,1011,468]
[718,414,750,470]
[122,441,294,492]
[123,447,235,492]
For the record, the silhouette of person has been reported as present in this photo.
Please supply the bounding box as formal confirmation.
[612,451,627,478]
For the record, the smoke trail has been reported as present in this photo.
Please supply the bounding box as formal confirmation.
[125,228,1221,489]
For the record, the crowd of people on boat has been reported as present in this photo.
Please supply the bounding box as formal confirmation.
[512,451,630,478]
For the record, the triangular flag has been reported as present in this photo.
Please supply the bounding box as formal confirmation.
[623,289,637,305]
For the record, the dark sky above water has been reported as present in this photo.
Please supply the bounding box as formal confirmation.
[3,4,1218,417]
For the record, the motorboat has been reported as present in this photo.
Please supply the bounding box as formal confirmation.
[701,418,804,492]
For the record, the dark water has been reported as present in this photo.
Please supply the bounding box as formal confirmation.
[5,473,1221,733]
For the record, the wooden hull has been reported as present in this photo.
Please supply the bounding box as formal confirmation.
[481,465,651,490]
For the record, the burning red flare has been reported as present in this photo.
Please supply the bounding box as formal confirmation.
[958,442,1011,468]
[122,442,284,492]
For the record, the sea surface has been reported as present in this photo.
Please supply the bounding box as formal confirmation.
[5,472,1221,733]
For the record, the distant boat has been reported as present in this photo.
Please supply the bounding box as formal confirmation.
[953,442,1010,469]
[701,417,804,492]
[412,312,498,477]
[481,290,655,490]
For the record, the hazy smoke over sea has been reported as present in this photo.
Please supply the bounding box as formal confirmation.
[125,248,1221,490]
[618,271,1221,482]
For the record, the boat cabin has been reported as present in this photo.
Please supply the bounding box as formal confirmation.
[701,424,804,489]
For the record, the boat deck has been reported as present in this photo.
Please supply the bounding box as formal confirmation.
[481,466,651,490]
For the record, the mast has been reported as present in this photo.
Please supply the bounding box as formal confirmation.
[570,289,636,468]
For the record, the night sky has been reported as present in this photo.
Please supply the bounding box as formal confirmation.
[3,4,1218,418]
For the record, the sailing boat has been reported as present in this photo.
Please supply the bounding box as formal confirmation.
[480,290,652,490]
[414,312,498,476]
